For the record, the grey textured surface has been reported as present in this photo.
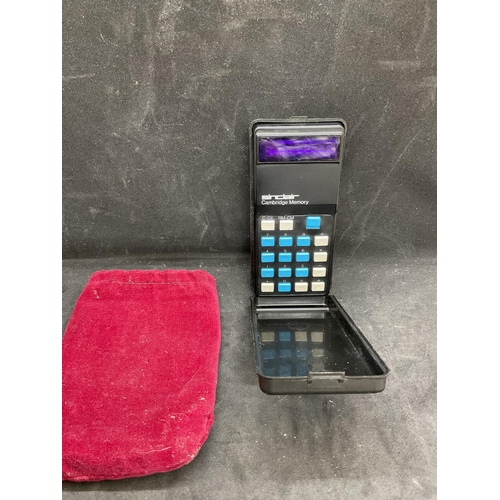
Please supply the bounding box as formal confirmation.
[63,0,436,258]
[62,253,436,499]
[62,0,437,496]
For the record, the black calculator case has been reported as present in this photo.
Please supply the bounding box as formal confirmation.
[249,117,390,394]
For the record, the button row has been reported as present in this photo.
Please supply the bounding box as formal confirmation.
[261,251,328,263]
[260,330,324,343]
[261,281,326,293]
[261,267,327,278]
[260,216,322,232]
[260,235,329,247]
[261,219,292,231]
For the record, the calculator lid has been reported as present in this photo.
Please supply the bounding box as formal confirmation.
[251,295,389,395]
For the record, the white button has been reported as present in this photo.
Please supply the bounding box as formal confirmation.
[312,266,327,277]
[311,331,324,343]
[295,331,307,342]
[314,235,329,246]
[260,331,275,342]
[311,281,325,292]
[279,220,294,231]
[261,219,275,231]
[261,282,274,292]
[294,282,308,292]
[312,361,325,371]
[313,252,328,262]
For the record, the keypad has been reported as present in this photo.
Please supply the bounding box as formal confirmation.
[257,214,333,295]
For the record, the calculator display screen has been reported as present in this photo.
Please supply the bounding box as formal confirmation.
[258,136,340,162]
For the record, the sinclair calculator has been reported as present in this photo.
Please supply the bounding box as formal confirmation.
[251,120,344,296]
[249,118,389,394]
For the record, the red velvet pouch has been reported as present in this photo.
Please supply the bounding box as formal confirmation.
[62,270,221,481]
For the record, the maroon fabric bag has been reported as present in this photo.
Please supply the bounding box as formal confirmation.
[62,270,221,481]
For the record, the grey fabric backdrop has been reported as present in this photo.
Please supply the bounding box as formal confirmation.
[62,1,437,498]
[63,0,436,258]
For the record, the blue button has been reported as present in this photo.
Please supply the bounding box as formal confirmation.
[278,331,291,342]
[278,252,292,262]
[296,236,311,246]
[261,268,274,278]
[279,236,293,247]
[278,365,292,376]
[295,267,309,277]
[296,348,308,359]
[261,252,275,263]
[278,267,292,278]
[305,216,321,229]
[278,282,291,292]
[262,349,276,360]
[261,236,275,247]
[296,362,309,376]
[296,252,310,262]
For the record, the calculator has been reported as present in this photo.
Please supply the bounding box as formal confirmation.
[250,119,344,297]
[249,118,389,394]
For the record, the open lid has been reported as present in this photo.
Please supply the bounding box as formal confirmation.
[251,295,389,394]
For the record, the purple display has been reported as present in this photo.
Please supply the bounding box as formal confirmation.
[258,136,340,162]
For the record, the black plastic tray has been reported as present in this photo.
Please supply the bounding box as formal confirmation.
[251,295,389,394]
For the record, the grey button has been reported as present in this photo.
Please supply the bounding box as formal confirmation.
[311,281,325,292]
[261,282,275,292]
[311,331,324,343]
[312,348,325,357]
[314,235,329,246]
[312,266,327,277]
[294,282,308,292]
[294,331,308,342]
[279,220,294,231]
[261,219,275,231]
[312,361,325,371]
[260,331,275,342]
[313,252,328,262]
